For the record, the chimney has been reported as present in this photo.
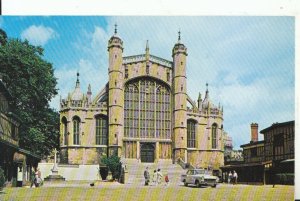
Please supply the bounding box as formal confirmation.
[250,123,258,143]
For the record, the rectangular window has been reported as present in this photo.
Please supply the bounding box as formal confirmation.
[212,124,217,149]
[73,119,80,145]
[64,122,68,145]
[96,117,107,145]
[250,148,257,157]
[273,134,284,157]
[187,121,196,148]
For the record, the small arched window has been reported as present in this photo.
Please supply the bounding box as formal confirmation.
[212,123,218,149]
[96,116,108,145]
[62,117,68,145]
[73,116,80,145]
[187,120,196,148]
[125,65,128,78]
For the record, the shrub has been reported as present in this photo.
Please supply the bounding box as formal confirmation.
[12,178,17,187]
[99,166,109,180]
[101,155,121,180]
[0,167,5,189]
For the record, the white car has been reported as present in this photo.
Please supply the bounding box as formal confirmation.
[181,169,218,188]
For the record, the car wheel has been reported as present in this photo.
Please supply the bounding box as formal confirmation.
[212,184,217,188]
[195,180,201,188]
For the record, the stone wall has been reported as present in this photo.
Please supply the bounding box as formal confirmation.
[38,163,100,181]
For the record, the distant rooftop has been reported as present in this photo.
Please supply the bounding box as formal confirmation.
[260,120,294,134]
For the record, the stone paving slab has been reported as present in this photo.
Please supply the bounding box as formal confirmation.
[0,184,294,201]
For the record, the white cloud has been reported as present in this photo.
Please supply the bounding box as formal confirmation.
[50,26,110,109]
[21,25,57,46]
[91,26,108,50]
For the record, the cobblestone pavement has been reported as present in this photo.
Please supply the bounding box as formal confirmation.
[0,182,294,201]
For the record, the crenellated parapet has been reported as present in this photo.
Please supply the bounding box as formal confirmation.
[123,54,173,68]
[60,98,91,109]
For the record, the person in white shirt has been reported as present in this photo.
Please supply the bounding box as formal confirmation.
[157,169,163,185]
[152,170,158,186]
[233,170,238,185]
[228,171,232,184]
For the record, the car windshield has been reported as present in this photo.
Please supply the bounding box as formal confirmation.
[195,169,205,174]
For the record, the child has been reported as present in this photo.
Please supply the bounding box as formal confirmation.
[165,174,169,186]
[157,169,163,185]
[152,170,157,186]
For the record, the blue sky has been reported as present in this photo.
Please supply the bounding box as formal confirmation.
[0,16,295,149]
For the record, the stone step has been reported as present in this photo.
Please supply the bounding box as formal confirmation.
[123,159,186,185]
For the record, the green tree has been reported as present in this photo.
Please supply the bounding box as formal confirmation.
[0,29,59,157]
[0,29,7,46]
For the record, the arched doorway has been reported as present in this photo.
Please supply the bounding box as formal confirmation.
[140,143,155,163]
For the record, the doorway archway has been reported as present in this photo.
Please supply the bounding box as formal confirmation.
[140,143,155,163]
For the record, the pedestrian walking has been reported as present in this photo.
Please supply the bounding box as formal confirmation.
[144,167,150,186]
[233,170,238,185]
[30,168,36,188]
[228,171,232,184]
[35,168,42,187]
[152,170,157,186]
[157,169,163,185]
[270,168,276,188]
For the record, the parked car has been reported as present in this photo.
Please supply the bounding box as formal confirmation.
[181,168,218,188]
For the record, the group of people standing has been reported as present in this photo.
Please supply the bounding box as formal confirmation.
[144,167,169,186]
[228,170,238,184]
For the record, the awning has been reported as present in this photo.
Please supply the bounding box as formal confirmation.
[262,160,272,165]
[18,148,41,160]
[13,152,26,163]
[280,159,294,163]
[220,162,264,169]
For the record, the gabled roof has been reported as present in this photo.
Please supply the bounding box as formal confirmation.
[260,120,294,134]
[240,140,265,148]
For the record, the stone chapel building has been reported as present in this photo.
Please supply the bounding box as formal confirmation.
[59,27,224,173]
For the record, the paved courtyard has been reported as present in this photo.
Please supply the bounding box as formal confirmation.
[0,182,294,201]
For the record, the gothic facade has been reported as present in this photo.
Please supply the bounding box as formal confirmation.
[59,29,224,172]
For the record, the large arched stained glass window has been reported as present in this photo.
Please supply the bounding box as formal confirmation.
[212,123,217,149]
[124,78,171,139]
[96,116,108,145]
[187,120,196,148]
[62,117,68,146]
[73,116,80,145]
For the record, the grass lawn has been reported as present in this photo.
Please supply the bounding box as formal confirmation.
[0,184,294,201]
